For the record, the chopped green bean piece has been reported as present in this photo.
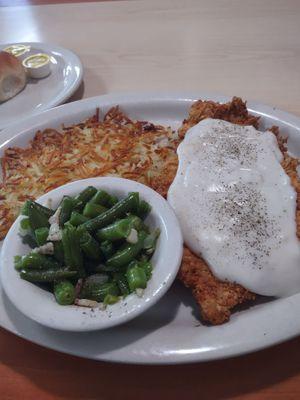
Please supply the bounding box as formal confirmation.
[78,227,102,260]
[20,200,31,216]
[14,255,23,271]
[74,186,97,210]
[62,225,85,278]
[53,241,65,263]
[96,218,131,242]
[69,211,89,226]
[21,200,54,218]
[136,200,151,219]
[59,196,75,226]
[20,218,31,231]
[17,253,60,270]
[79,282,119,302]
[20,268,77,283]
[35,227,49,246]
[139,260,153,280]
[84,273,110,287]
[107,194,118,207]
[54,280,76,305]
[82,192,139,232]
[83,203,107,218]
[28,202,50,230]
[143,228,160,254]
[89,189,111,206]
[114,272,130,295]
[99,240,115,260]
[126,265,147,291]
[96,215,145,242]
[106,231,147,268]
[103,294,119,305]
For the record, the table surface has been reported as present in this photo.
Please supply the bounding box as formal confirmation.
[1,0,300,399]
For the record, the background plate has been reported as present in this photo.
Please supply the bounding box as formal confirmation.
[1,92,300,364]
[0,42,83,130]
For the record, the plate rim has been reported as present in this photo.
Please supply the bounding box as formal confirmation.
[0,41,83,130]
[1,91,300,364]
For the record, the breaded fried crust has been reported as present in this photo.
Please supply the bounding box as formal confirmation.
[179,96,260,139]
[178,248,255,325]
[178,97,300,325]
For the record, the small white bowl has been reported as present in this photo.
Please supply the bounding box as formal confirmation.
[0,177,183,331]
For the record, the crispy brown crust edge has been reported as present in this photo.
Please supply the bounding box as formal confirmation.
[178,97,300,325]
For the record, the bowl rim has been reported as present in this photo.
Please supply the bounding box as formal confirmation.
[0,177,183,331]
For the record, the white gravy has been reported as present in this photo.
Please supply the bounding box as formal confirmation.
[168,119,300,297]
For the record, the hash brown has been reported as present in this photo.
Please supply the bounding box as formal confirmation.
[0,107,178,240]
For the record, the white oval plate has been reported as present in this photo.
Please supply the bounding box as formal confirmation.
[1,177,182,331]
[1,92,300,364]
[0,42,83,130]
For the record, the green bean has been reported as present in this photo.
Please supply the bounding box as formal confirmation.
[74,186,97,210]
[139,260,153,280]
[114,272,130,295]
[81,273,110,291]
[16,253,60,270]
[53,241,65,263]
[69,211,89,226]
[126,265,147,291]
[103,294,119,305]
[20,218,31,231]
[143,228,160,254]
[28,202,50,231]
[62,225,85,278]
[106,231,147,268]
[21,200,54,218]
[83,203,107,218]
[107,194,118,207]
[35,201,54,218]
[78,227,102,260]
[126,215,145,231]
[136,200,151,219]
[99,240,115,260]
[20,200,31,216]
[20,268,77,283]
[54,280,76,305]
[35,227,49,246]
[79,282,119,302]
[96,215,144,242]
[89,189,111,206]
[59,196,74,226]
[71,226,85,277]
[82,192,139,232]
[96,218,132,242]
[14,255,23,271]
[126,259,152,279]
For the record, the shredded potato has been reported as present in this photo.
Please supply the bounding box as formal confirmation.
[0,107,178,240]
